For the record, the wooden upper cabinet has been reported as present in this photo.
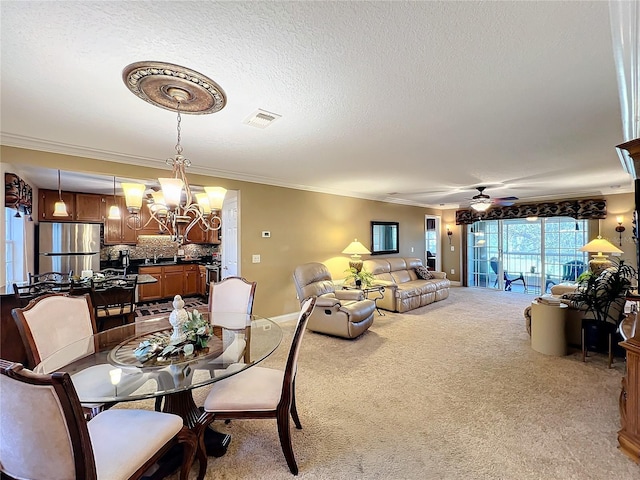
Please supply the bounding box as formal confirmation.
[39,189,75,221]
[39,189,104,222]
[104,197,137,245]
[74,193,105,222]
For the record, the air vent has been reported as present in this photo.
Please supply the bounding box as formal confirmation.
[243,109,281,129]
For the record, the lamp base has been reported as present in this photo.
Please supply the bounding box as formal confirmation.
[349,260,364,272]
[589,256,613,276]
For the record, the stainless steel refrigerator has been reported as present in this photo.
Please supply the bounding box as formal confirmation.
[38,223,100,275]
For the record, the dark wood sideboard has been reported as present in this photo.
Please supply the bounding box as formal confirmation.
[0,293,28,366]
[619,312,640,463]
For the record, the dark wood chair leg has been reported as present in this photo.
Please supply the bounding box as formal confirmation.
[277,408,298,475]
[290,386,302,430]
[582,326,587,362]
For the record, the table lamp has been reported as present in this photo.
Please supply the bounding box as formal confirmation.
[342,239,371,272]
[579,235,623,275]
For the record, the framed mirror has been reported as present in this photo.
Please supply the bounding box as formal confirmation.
[371,221,399,255]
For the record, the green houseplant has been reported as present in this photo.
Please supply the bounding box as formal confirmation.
[567,259,635,325]
[344,267,375,288]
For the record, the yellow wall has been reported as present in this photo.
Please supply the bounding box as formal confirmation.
[2,145,634,315]
[1,146,440,316]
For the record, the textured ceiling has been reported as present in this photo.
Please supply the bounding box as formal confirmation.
[0,1,633,209]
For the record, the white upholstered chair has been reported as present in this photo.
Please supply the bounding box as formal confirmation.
[11,293,146,417]
[0,359,199,480]
[195,297,316,475]
[208,276,257,364]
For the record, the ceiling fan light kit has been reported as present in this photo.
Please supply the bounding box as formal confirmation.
[469,186,493,212]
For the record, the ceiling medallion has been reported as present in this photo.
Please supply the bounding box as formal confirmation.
[122,61,226,114]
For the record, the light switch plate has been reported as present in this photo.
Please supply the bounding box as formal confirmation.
[252,254,261,263]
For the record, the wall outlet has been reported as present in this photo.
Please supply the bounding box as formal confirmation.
[450,268,455,275]
[261,231,271,238]
[252,254,261,263]
[450,245,455,252]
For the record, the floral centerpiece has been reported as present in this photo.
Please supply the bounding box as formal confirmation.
[133,308,213,363]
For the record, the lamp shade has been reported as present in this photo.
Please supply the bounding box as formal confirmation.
[52,200,69,217]
[342,239,371,256]
[204,186,227,210]
[579,236,623,254]
[122,182,146,213]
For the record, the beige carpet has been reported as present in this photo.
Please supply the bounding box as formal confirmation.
[130,287,639,479]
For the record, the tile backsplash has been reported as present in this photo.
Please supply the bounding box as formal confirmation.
[101,235,217,262]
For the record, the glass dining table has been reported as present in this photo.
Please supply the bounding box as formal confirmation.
[34,312,283,463]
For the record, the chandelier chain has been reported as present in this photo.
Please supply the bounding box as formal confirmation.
[175,101,183,155]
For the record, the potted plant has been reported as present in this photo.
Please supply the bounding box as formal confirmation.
[344,267,375,288]
[565,258,636,353]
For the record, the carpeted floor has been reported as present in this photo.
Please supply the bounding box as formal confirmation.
[122,287,639,479]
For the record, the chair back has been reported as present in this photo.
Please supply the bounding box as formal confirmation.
[209,276,256,328]
[28,270,73,284]
[562,260,586,281]
[13,281,59,306]
[278,297,316,410]
[97,267,126,278]
[92,276,137,328]
[292,263,335,302]
[489,258,499,275]
[0,359,96,479]
[12,293,97,369]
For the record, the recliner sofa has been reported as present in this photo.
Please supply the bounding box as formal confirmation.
[293,262,375,339]
[362,257,450,313]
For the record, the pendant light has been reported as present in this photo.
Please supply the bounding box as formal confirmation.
[52,170,69,217]
[107,176,121,220]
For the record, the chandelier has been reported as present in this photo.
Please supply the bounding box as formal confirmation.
[121,62,227,244]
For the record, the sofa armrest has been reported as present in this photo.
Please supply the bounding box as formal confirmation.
[430,271,447,279]
[316,294,341,308]
[335,290,365,301]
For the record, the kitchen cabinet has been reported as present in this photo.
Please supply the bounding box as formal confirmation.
[138,264,203,302]
[75,193,105,222]
[39,189,75,221]
[137,266,162,302]
[162,265,185,299]
[104,196,137,245]
[198,265,207,297]
[183,264,198,296]
[39,189,105,222]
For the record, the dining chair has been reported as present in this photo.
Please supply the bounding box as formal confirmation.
[13,281,59,306]
[11,292,145,418]
[91,275,138,331]
[0,359,200,480]
[28,270,73,284]
[208,276,257,364]
[195,297,317,475]
[98,267,127,278]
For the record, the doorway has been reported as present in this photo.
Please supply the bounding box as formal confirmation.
[221,190,239,279]
[425,216,441,271]
[466,217,589,294]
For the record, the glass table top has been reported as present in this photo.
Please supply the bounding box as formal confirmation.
[35,313,283,403]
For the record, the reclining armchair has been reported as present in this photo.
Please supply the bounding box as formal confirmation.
[293,262,375,339]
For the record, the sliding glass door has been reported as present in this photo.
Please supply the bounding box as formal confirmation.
[466,217,589,294]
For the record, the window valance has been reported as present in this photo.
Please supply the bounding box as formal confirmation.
[5,172,33,216]
[455,198,606,225]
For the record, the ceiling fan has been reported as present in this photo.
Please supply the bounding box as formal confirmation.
[469,186,518,212]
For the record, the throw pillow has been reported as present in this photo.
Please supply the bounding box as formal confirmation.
[415,265,433,280]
